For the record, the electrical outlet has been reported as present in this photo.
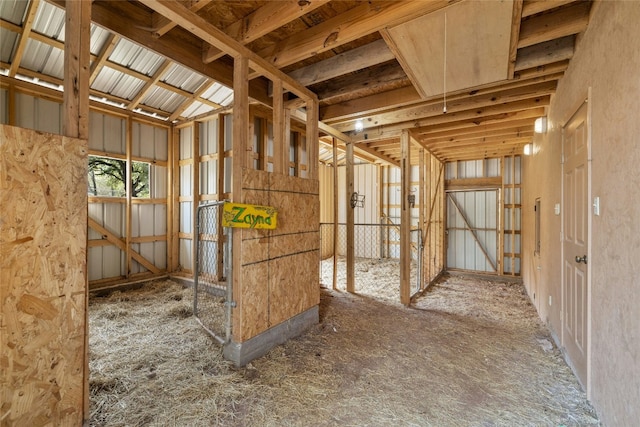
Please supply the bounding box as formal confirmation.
[593,197,600,216]
[549,295,552,306]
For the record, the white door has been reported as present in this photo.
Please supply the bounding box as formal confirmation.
[562,101,590,389]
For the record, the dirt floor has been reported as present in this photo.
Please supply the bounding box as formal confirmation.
[89,264,600,426]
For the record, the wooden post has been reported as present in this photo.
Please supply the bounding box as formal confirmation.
[400,130,411,305]
[62,0,90,140]
[232,55,249,338]
[192,123,200,275]
[217,114,226,281]
[346,141,355,293]
[332,137,338,290]
[61,1,91,421]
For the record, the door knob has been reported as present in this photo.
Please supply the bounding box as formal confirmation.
[575,255,587,264]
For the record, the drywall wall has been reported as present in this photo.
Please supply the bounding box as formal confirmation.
[522,2,640,424]
[0,125,88,425]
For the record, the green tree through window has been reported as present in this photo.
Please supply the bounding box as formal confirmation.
[88,156,150,198]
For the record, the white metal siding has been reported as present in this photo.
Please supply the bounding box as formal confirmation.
[15,93,61,134]
[447,190,498,272]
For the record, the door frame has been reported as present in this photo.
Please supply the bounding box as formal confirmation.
[560,89,593,398]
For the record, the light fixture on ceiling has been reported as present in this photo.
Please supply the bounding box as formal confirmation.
[355,119,364,133]
[523,143,533,156]
[298,0,311,6]
[534,117,547,134]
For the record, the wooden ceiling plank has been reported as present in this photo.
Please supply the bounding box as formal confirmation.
[8,0,40,77]
[334,80,557,133]
[259,0,456,69]
[139,0,316,102]
[90,34,120,84]
[353,144,400,167]
[518,1,591,48]
[508,0,524,78]
[287,39,396,88]
[522,0,577,18]
[152,0,213,38]
[515,35,574,71]
[128,59,172,111]
[203,0,331,64]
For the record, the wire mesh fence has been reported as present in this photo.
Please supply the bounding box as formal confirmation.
[194,201,231,344]
[320,223,422,300]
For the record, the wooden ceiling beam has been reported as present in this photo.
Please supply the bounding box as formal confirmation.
[522,0,577,18]
[152,0,213,38]
[287,39,395,88]
[50,0,272,106]
[424,135,533,151]
[322,60,568,123]
[334,80,557,133]
[418,118,537,141]
[169,80,221,121]
[411,108,545,137]
[128,59,172,111]
[515,35,574,71]
[316,62,409,105]
[507,0,524,78]
[90,33,119,84]
[202,0,330,64]
[351,99,549,143]
[8,0,40,77]
[258,0,456,69]
[139,0,316,102]
[422,129,535,147]
[518,1,591,48]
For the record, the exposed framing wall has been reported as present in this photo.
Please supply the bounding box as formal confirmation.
[0,81,173,290]
[1,125,87,425]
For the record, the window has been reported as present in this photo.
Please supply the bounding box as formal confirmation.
[88,155,150,198]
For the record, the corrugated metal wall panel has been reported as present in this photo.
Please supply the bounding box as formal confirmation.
[447,190,498,272]
[89,111,125,154]
[179,239,192,271]
[15,93,61,134]
[0,0,28,26]
[151,166,167,198]
[199,119,218,155]
[0,28,17,63]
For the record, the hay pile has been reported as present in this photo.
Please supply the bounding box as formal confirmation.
[89,271,600,426]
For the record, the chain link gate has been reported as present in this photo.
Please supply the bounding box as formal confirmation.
[194,201,234,345]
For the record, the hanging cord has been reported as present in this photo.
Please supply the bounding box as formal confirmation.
[443,12,447,114]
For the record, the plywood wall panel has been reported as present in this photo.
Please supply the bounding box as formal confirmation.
[0,125,87,426]
[269,251,319,327]
[239,262,270,341]
[234,168,319,343]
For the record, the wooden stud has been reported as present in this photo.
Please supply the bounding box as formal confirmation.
[507,0,524,79]
[346,141,355,293]
[126,118,133,278]
[419,149,425,289]
[332,138,339,290]
[400,130,411,305]
[170,127,181,272]
[306,100,319,180]
[231,55,249,339]
[272,79,285,175]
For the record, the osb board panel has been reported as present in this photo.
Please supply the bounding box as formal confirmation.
[0,125,88,426]
[269,251,320,327]
[385,0,513,98]
[238,262,269,342]
[235,169,320,342]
